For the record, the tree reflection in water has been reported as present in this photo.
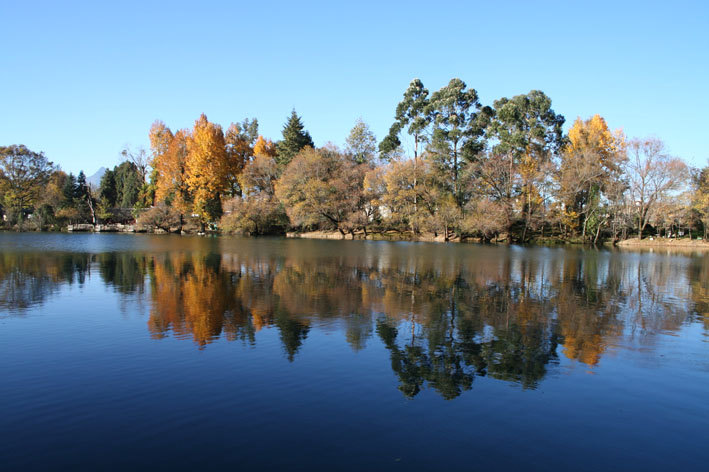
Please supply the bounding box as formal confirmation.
[2,244,707,399]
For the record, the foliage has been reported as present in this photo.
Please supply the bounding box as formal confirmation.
[224,118,259,196]
[3,78,701,242]
[253,135,277,158]
[0,145,55,221]
[380,78,431,159]
[275,146,365,235]
[220,195,288,235]
[345,118,377,164]
[427,78,491,205]
[186,114,228,222]
[276,110,314,167]
[557,115,626,240]
[239,154,280,197]
[136,203,182,232]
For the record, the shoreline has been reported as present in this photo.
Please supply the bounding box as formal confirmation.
[286,230,457,243]
[614,238,709,250]
[5,226,709,250]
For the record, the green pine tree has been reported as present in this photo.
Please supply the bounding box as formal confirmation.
[276,109,314,166]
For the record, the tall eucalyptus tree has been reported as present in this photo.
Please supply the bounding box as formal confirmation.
[487,90,565,240]
[380,79,433,220]
[427,78,491,206]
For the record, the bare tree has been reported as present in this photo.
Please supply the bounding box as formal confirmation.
[121,146,150,183]
[625,138,688,238]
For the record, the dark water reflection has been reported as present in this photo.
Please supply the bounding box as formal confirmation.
[1,234,708,470]
[3,235,708,397]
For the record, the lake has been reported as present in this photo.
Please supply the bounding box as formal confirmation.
[1,233,707,471]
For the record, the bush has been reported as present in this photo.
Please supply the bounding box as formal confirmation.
[220,195,288,235]
[136,203,182,232]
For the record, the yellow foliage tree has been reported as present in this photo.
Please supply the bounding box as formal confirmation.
[253,135,277,158]
[151,123,192,221]
[558,114,626,240]
[186,114,228,223]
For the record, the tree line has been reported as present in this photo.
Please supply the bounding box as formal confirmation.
[1,77,705,242]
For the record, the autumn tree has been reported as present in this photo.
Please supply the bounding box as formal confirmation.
[0,145,55,224]
[469,152,517,233]
[220,193,288,235]
[253,135,277,158]
[625,137,688,238]
[692,166,709,239]
[224,118,259,196]
[275,146,361,236]
[276,110,314,167]
[414,156,462,239]
[380,79,431,217]
[149,120,173,165]
[461,198,508,242]
[39,170,70,211]
[137,202,182,232]
[379,158,420,232]
[221,140,288,235]
[239,153,280,197]
[185,114,228,223]
[557,115,626,240]
[150,120,194,226]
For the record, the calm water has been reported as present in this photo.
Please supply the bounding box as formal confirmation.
[1,233,708,471]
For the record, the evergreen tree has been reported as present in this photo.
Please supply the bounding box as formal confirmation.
[99,169,117,207]
[114,161,140,208]
[76,171,89,199]
[276,109,314,166]
[62,173,77,208]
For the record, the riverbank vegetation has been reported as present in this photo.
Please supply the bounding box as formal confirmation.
[2,78,706,243]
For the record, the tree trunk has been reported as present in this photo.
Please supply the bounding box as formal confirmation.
[453,144,458,205]
[86,195,96,226]
[593,219,603,245]
[413,136,418,215]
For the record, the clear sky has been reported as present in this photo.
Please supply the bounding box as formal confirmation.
[1,0,707,175]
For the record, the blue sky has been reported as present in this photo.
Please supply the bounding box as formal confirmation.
[1,0,707,174]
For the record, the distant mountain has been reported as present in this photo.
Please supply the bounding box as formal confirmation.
[86,167,107,189]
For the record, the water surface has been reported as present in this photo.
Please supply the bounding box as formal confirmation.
[1,233,708,470]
